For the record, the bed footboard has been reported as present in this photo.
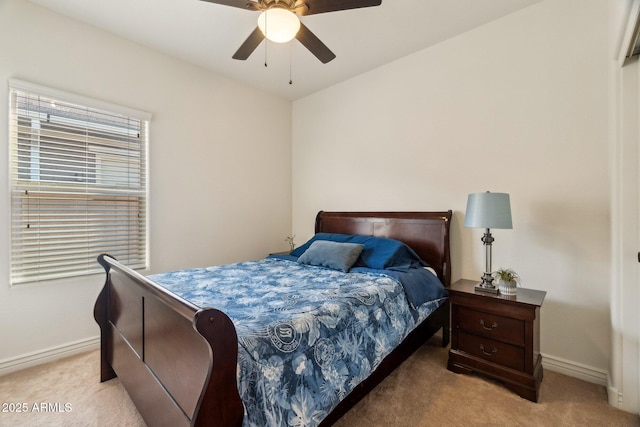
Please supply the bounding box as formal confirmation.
[94,254,243,427]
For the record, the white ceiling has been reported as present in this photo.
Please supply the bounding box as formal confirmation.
[27,0,541,101]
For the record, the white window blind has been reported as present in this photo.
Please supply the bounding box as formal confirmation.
[8,80,150,284]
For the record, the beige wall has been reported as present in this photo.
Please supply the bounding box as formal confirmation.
[293,0,612,377]
[0,0,292,364]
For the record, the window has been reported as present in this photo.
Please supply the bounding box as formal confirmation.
[8,79,150,284]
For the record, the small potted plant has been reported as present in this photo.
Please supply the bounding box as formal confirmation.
[285,235,296,252]
[493,268,519,296]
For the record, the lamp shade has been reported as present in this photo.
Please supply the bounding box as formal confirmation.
[258,9,301,43]
[464,192,513,229]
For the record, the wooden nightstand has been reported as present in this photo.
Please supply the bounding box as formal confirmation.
[447,279,546,402]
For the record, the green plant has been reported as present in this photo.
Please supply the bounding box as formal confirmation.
[285,235,296,251]
[493,268,520,284]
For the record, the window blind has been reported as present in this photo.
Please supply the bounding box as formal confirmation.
[8,80,150,284]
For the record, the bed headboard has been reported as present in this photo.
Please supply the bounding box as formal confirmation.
[315,211,453,287]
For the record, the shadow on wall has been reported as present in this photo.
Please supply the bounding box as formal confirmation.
[449,210,464,282]
[539,297,610,376]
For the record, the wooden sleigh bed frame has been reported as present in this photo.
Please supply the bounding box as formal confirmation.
[94,210,452,427]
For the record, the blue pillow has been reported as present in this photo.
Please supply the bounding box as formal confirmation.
[297,241,364,272]
[291,233,425,272]
[358,236,425,271]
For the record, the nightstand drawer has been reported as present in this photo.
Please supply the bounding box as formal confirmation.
[459,331,525,371]
[458,306,525,346]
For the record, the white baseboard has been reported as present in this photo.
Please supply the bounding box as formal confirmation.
[0,339,616,393]
[607,380,623,408]
[0,336,100,377]
[542,352,608,386]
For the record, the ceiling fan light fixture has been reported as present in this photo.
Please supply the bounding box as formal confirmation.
[257,8,301,43]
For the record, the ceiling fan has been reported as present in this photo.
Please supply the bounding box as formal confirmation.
[200,0,383,64]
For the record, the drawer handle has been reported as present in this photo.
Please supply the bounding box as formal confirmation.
[480,344,497,356]
[480,319,498,331]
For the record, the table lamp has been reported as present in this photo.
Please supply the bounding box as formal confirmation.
[464,191,512,294]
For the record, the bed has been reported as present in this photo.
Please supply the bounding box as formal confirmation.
[93,210,452,427]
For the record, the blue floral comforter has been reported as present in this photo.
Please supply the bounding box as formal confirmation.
[148,257,446,427]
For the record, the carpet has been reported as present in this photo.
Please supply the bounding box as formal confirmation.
[0,337,637,426]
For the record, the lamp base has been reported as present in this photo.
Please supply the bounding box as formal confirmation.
[474,283,499,295]
[473,271,498,294]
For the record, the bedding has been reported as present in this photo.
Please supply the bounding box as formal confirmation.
[148,257,446,427]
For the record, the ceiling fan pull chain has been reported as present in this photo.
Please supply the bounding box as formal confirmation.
[264,11,268,67]
[289,42,293,85]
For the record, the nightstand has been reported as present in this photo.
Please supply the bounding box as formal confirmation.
[447,279,546,402]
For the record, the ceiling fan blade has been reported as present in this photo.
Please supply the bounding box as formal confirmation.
[297,0,382,16]
[296,23,336,63]
[232,27,265,60]
[199,0,261,12]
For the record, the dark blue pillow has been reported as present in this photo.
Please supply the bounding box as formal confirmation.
[358,236,425,271]
[291,233,425,272]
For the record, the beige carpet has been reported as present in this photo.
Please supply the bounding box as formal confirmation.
[1,337,638,427]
